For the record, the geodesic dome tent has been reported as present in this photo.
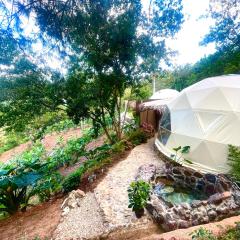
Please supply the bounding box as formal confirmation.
[155,75,240,174]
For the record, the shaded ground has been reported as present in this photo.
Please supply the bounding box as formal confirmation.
[0,198,63,240]
[0,127,82,163]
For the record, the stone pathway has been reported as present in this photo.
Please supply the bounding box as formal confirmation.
[94,138,163,230]
[54,138,164,239]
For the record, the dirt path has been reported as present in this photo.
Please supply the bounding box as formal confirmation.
[0,128,82,163]
[54,138,164,239]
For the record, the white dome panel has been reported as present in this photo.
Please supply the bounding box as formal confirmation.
[156,74,240,173]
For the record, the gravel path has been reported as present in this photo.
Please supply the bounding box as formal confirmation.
[53,192,105,240]
[54,138,164,239]
[94,138,163,230]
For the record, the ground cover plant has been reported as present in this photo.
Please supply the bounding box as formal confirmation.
[190,222,240,240]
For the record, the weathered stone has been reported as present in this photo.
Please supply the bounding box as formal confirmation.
[199,216,209,224]
[216,205,229,214]
[172,168,181,175]
[208,191,231,204]
[205,184,216,196]
[180,203,191,210]
[184,170,192,177]
[136,164,156,182]
[205,174,217,184]
[165,220,178,230]
[194,172,203,178]
[178,219,190,228]
[61,206,70,217]
[207,209,217,220]
[191,200,202,208]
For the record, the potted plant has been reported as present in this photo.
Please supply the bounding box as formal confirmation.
[128,180,151,218]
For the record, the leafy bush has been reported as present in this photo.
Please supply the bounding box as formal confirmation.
[0,144,60,214]
[112,140,126,153]
[190,227,216,240]
[219,222,240,240]
[127,129,148,146]
[128,180,151,212]
[0,131,28,155]
[62,166,85,192]
[44,119,76,134]
[228,145,240,181]
[62,143,112,192]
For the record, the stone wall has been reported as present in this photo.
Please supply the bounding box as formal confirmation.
[136,163,240,231]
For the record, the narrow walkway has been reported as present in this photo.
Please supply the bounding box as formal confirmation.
[54,138,164,239]
[94,138,163,230]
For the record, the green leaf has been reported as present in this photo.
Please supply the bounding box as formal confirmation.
[181,146,190,154]
[10,172,42,188]
[173,146,181,152]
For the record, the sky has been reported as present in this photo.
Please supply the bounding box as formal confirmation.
[142,0,216,67]
[23,0,216,71]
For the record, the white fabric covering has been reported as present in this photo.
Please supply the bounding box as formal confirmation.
[155,75,240,173]
[150,89,180,100]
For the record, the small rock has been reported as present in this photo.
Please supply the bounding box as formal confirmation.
[62,206,70,217]
[191,200,202,208]
[208,209,217,220]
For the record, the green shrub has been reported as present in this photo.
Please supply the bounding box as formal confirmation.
[0,144,59,214]
[112,140,126,153]
[127,129,148,146]
[228,145,240,181]
[190,227,216,240]
[62,166,85,192]
[128,180,151,212]
[218,222,240,240]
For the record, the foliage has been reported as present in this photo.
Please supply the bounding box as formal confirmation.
[190,227,216,240]
[0,0,184,144]
[218,222,240,240]
[44,119,76,135]
[228,145,240,182]
[111,141,127,154]
[0,129,94,214]
[202,0,240,50]
[0,131,28,155]
[62,166,85,193]
[190,223,240,240]
[128,180,151,211]
[171,145,190,163]
[127,129,148,146]
[0,144,60,214]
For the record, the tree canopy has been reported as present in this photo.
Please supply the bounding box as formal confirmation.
[0,0,184,142]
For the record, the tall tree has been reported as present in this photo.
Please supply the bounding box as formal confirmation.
[202,0,240,50]
[1,0,184,143]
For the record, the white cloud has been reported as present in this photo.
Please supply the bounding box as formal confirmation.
[165,0,216,66]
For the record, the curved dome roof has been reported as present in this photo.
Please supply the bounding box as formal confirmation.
[150,89,179,100]
[155,75,240,173]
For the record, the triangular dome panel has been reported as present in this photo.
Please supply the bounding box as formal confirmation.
[196,111,224,133]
